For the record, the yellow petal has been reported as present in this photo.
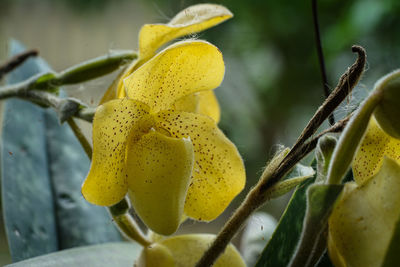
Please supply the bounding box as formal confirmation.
[99,67,126,104]
[158,234,246,267]
[81,98,150,206]
[124,40,225,113]
[328,157,400,267]
[126,130,194,235]
[137,243,175,267]
[197,90,221,123]
[172,90,221,123]
[139,4,232,59]
[353,116,400,184]
[155,111,245,221]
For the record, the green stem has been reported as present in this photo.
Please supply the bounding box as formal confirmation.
[196,46,366,267]
[54,50,137,85]
[67,118,92,160]
[0,50,137,94]
[109,198,152,247]
[326,90,382,185]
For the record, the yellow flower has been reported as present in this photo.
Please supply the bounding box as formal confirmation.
[100,4,233,123]
[81,40,245,235]
[137,234,246,267]
[352,116,400,184]
[328,116,400,267]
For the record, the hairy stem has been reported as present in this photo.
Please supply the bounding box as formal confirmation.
[289,45,365,157]
[326,90,382,185]
[196,46,366,267]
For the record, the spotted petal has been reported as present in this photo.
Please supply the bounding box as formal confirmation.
[82,98,150,206]
[155,110,245,221]
[157,234,246,267]
[126,130,194,235]
[139,4,232,60]
[124,41,224,113]
[353,116,400,184]
[329,157,400,267]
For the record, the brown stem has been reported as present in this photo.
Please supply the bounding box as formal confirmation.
[196,46,365,267]
[312,0,334,125]
[289,45,365,158]
[0,49,38,80]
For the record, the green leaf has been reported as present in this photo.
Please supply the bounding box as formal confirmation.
[44,110,122,248]
[255,174,315,267]
[289,184,343,267]
[1,40,59,261]
[5,242,142,267]
[1,40,122,262]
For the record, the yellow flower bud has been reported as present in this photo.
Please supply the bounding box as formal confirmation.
[373,69,400,139]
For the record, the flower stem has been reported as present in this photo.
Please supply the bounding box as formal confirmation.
[0,50,137,98]
[196,45,366,267]
[66,118,92,160]
[326,90,382,185]
[0,49,38,80]
[109,198,152,247]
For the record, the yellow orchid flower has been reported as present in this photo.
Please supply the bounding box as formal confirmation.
[328,157,400,267]
[137,234,246,267]
[82,40,245,235]
[352,116,400,184]
[100,4,233,123]
[328,116,400,266]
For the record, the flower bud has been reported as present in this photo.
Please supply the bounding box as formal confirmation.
[373,69,400,139]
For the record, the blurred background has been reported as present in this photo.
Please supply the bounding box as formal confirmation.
[1,0,400,265]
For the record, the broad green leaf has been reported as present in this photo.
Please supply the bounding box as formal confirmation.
[328,157,400,267]
[255,175,315,267]
[289,184,343,267]
[1,41,122,262]
[45,111,121,248]
[6,242,141,267]
[1,40,59,261]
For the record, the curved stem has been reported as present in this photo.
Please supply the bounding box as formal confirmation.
[326,90,382,184]
[0,49,38,80]
[289,45,365,157]
[196,46,366,267]
[109,198,152,247]
[67,118,92,160]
